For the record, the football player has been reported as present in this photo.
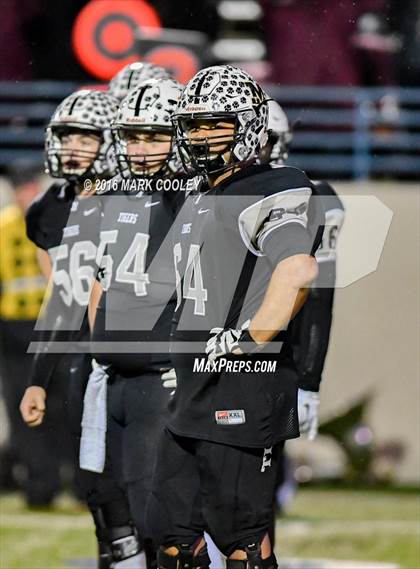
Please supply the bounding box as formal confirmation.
[263,99,345,441]
[109,62,171,102]
[261,100,345,546]
[19,90,143,569]
[147,65,322,569]
[88,78,192,568]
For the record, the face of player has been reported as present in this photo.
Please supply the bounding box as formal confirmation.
[183,118,236,159]
[123,130,172,175]
[59,131,101,175]
[180,118,238,185]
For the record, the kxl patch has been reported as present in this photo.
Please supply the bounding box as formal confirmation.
[215,410,246,425]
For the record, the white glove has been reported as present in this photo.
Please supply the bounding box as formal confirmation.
[205,327,242,362]
[298,389,320,441]
[161,368,177,390]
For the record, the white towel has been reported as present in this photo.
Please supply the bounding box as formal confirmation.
[79,363,109,473]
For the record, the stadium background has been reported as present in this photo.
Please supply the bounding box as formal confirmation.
[0,1,419,568]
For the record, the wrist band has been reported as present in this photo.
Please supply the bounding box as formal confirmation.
[238,328,265,355]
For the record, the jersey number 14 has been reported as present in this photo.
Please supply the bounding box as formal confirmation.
[174,243,208,316]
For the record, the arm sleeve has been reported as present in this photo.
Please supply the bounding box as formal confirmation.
[25,188,54,250]
[291,284,336,392]
[28,326,72,389]
[26,199,47,249]
[260,222,313,266]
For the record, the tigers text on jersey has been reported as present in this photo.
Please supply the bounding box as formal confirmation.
[91,178,183,375]
[168,164,323,447]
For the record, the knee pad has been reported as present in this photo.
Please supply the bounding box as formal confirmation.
[107,525,142,563]
[157,543,210,569]
[226,543,277,569]
[91,505,142,565]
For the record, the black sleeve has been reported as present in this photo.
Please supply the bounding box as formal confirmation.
[261,223,313,267]
[25,183,63,250]
[26,192,50,250]
[28,326,72,389]
[290,280,336,392]
[26,182,74,250]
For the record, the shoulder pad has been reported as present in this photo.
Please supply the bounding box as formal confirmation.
[238,187,311,256]
[229,165,311,199]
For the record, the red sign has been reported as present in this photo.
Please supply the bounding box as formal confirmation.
[146,46,200,84]
[72,0,162,80]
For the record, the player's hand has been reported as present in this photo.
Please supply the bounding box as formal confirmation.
[298,389,320,441]
[161,368,177,390]
[205,327,243,362]
[20,386,47,427]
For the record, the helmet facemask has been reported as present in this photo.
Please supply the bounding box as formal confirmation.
[174,107,267,177]
[45,126,103,181]
[113,78,185,179]
[113,126,178,178]
[45,90,119,182]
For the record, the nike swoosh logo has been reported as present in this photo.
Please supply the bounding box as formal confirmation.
[83,207,97,216]
[198,208,210,214]
[145,201,160,208]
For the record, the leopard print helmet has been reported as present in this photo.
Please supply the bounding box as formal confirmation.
[109,62,171,101]
[113,78,184,177]
[172,65,268,176]
[45,89,119,180]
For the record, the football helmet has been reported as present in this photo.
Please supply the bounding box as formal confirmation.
[112,78,184,177]
[45,89,119,180]
[172,65,268,176]
[109,61,171,101]
[265,99,292,163]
